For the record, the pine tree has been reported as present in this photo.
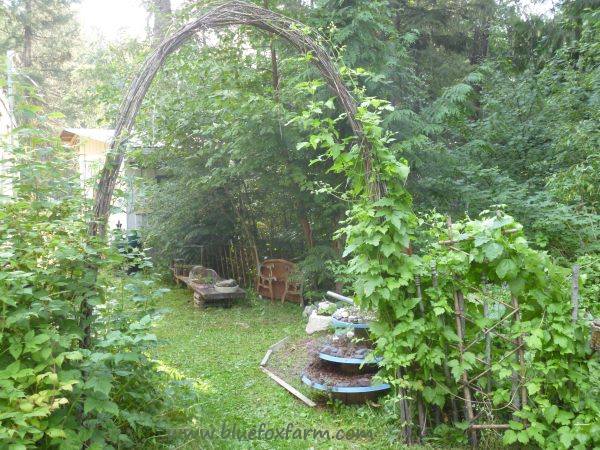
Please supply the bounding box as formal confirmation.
[0,0,80,118]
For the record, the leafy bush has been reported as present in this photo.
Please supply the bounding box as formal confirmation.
[578,253,600,317]
[0,127,195,448]
[296,80,599,447]
[296,245,341,301]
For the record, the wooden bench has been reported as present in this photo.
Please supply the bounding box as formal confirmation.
[171,261,194,286]
[189,282,246,309]
[171,262,246,308]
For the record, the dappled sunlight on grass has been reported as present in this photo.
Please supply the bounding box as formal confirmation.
[151,286,410,449]
[155,359,215,394]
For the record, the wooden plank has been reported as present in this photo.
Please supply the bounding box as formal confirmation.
[269,336,289,352]
[175,275,191,286]
[261,336,288,367]
[260,367,316,407]
[260,349,273,367]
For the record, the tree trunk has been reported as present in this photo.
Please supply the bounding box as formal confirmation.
[264,0,280,100]
[469,20,489,119]
[152,0,172,43]
[299,214,314,249]
[469,23,489,66]
[22,0,33,67]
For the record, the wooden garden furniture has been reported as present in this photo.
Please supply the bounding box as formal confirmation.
[282,264,303,305]
[189,282,246,308]
[257,261,277,301]
[170,260,194,286]
[256,259,303,304]
[172,264,246,308]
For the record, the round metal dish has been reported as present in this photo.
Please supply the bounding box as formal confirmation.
[331,316,370,329]
[318,352,382,365]
[301,374,390,405]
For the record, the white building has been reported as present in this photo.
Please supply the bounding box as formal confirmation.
[60,128,151,230]
[0,88,16,198]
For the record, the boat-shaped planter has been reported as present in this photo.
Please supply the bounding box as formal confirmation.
[301,374,390,405]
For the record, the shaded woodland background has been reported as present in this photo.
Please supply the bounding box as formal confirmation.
[2,0,598,297]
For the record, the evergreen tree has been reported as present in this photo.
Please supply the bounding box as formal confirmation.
[0,0,80,120]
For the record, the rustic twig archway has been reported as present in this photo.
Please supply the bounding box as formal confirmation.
[89,0,379,238]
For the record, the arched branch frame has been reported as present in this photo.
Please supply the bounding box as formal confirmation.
[89,0,381,238]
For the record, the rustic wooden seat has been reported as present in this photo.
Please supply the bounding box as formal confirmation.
[282,265,304,305]
[257,262,276,301]
[174,265,246,308]
[256,259,303,304]
[171,260,194,286]
[190,283,246,309]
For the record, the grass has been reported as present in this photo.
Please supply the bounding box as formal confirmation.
[152,284,409,449]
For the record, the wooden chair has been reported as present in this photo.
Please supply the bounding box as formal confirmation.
[257,262,276,301]
[256,259,303,304]
[282,265,304,305]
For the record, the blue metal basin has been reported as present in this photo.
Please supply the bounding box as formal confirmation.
[331,317,370,329]
[301,374,390,393]
[318,352,382,365]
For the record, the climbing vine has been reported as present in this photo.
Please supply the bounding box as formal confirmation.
[293,81,599,448]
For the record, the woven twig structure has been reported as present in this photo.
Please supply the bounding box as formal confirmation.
[89,0,378,238]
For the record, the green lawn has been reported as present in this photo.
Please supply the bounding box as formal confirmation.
[152,285,407,450]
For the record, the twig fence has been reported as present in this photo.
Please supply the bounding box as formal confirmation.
[173,243,259,288]
[395,248,584,446]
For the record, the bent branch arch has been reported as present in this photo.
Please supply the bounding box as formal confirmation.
[90,0,380,237]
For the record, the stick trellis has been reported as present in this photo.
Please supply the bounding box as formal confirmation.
[89,0,382,240]
[393,218,532,445]
[85,0,385,349]
[439,222,529,445]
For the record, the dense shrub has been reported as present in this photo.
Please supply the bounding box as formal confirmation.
[0,128,194,448]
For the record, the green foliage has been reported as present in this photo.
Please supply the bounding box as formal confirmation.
[14,0,595,447]
[291,88,417,308]
[414,7,600,259]
[578,253,600,317]
[0,0,81,124]
[293,72,598,446]
[0,131,96,447]
[0,123,194,448]
[417,213,599,449]
[115,22,350,262]
[296,245,340,301]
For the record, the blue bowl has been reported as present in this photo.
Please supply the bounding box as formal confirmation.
[301,374,390,393]
[331,316,370,329]
[318,352,382,365]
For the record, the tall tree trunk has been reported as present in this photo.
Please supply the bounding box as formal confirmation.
[469,19,490,119]
[264,0,280,100]
[152,0,172,43]
[469,23,490,66]
[299,214,314,249]
[22,0,33,68]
